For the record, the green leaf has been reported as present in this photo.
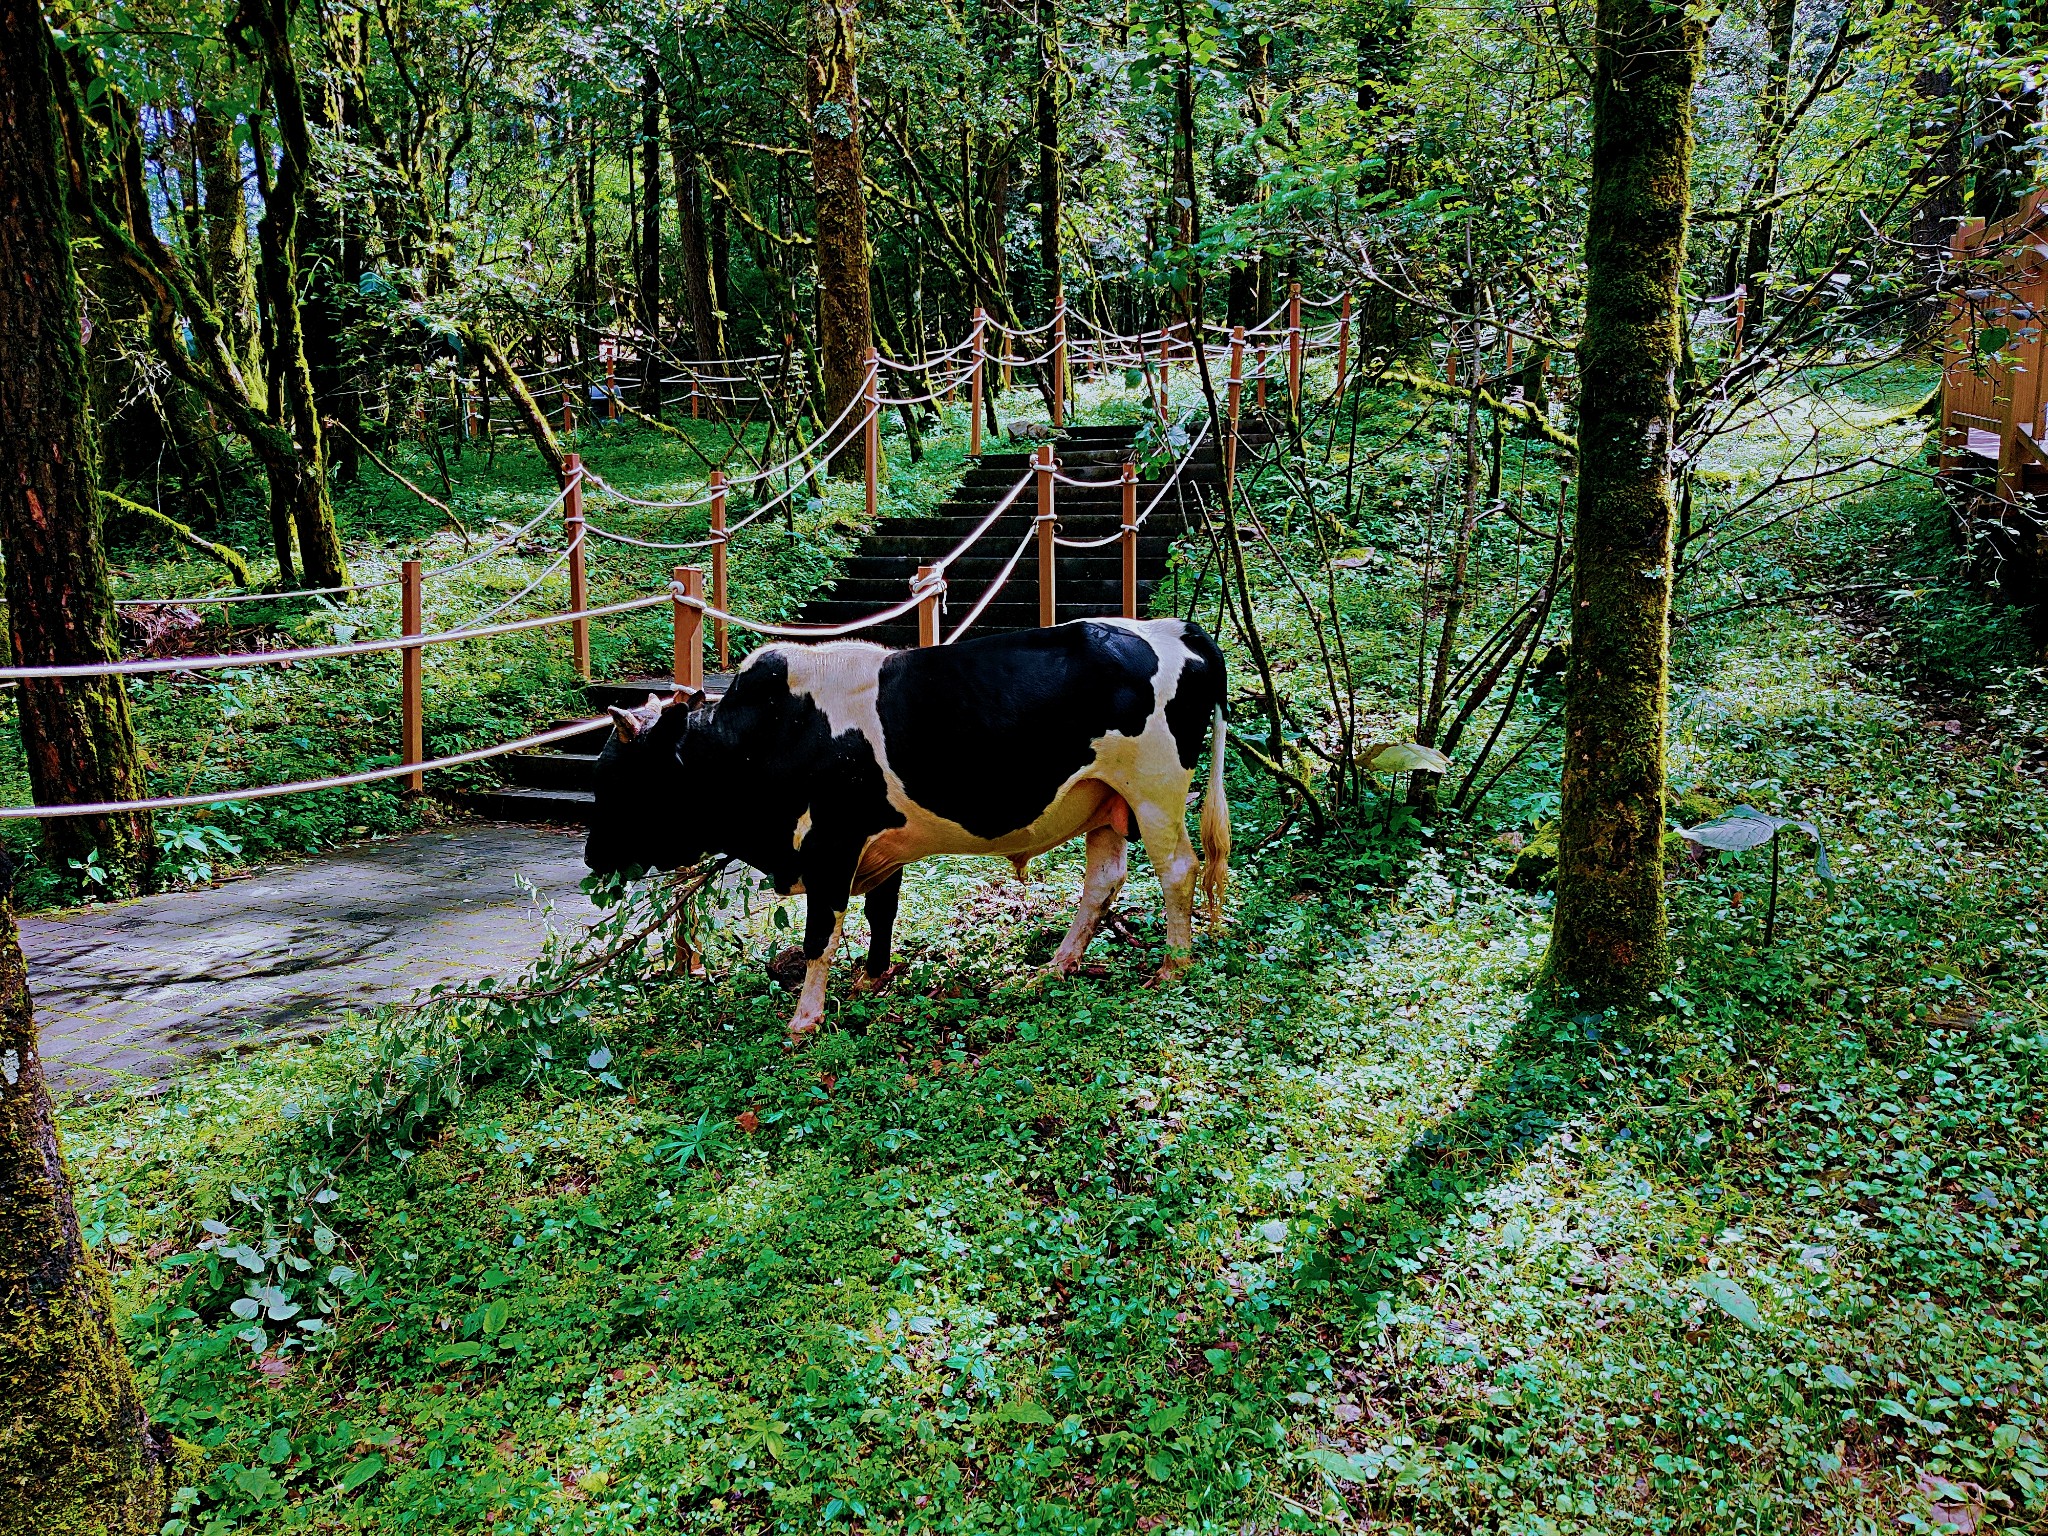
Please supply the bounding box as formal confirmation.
[1822,1364,1856,1390]
[434,1340,483,1364]
[1146,1402,1188,1434]
[1977,325,2011,355]
[339,1454,385,1494]
[1143,1450,1175,1482]
[1693,1270,1764,1329]
[996,1399,1056,1426]
[1680,807,1780,852]
[1359,741,1450,775]
[1305,1447,1371,1482]
[481,1299,510,1336]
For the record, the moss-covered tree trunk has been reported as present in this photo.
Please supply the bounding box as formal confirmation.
[1035,0,1061,310]
[1548,0,1701,1007]
[0,13,155,896]
[237,0,350,591]
[0,848,174,1529]
[193,101,262,390]
[667,93,725,364]
[808,0,873,476]
[637,62,663,405]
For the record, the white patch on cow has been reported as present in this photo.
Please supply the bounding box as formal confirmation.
[792,809,812,850]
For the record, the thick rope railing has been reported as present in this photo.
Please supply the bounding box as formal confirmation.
[0,592,672,683]
[942,522,1040,643]
[0,719,609,821]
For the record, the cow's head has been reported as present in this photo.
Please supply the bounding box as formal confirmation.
[584,689,710,875]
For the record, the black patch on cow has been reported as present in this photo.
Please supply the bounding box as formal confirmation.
[697,649,904,891]
[875,622,1162,840]
[1163,621,1228,769]
[585,646,906,894]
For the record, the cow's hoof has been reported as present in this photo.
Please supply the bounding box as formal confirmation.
[1150,954,1192,987]
[851,964,899,995]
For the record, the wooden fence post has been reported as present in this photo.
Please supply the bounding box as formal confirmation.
[1336,292,1352,397]
[1731,285,1748,359]
[1001,331,1013,392]
[1227,326,1245,497]
[1287,281,1303,404]
[709,469,729,672]
[672,565,705,692]
[969,308,986,457]
[1120,461,1138,620]
[690,376,701,419]
[401,559,423,793]
[605,347,618,420]
[564,454,590,679]
[1036,443,1056,627]
[561,383,575,435]
[917,565,941,647]
[863,347,881,523]
[1052,294,1068,429]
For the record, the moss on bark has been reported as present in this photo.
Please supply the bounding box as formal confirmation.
[808,0,874,477]
[1547,0,1702,1008]
[0,9,155,894]
[0,855,177,1534]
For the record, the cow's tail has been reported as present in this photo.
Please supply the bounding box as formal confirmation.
[1197,704,1231,922]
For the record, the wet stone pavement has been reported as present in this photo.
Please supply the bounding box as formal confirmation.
[25,823,600,1096]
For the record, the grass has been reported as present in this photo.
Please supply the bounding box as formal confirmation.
[47,364,2048,1533]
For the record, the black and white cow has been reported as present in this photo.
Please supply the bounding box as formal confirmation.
[585,618,1230,1040]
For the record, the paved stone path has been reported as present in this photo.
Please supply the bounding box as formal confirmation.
[26,823,599,1095]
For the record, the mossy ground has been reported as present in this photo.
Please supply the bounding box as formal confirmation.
[46,365,2048,1533]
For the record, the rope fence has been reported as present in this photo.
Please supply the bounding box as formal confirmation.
[14,280,1360,823]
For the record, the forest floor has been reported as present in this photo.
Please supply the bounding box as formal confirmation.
[50,368,2048,1535]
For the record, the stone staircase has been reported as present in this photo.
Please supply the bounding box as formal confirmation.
[474,415,1271,823]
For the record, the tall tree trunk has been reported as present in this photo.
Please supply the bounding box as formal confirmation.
[1905,0,1963,347]
[707,145,733,342]
[808,0,874,474]
[0,16,155,893]
[1354,0,1416,350]
[237,0,350,590]
[1036,0,1061,309]
[1738,0,1795,325]
[1225,33,1270,325]
[574,111,599,369]
[0,853,176,1534]
[639,63,663,404]
[1548,0,1702,1007]
[193,102,262,386]
[667,94,723,362]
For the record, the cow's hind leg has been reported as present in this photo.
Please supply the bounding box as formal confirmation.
[1051,824,1128,974]
[1131,798,1199,980]
[854,871,903,989]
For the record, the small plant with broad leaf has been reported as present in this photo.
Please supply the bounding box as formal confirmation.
[1679,804,1834,945]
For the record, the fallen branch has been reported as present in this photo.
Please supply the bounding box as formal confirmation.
[1377,369,1578,453]
[100,491,254,585]
[323,417,471,546]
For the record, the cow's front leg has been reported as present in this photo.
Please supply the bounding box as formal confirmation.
[789,875,852,1042]
[854,871,903,989]
[1052,824,1127,973]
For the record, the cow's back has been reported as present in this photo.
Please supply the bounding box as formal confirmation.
[875,619,1216,841]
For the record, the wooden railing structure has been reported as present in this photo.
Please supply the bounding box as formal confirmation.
[4,289,1352,823]
[1941,187,2048,505]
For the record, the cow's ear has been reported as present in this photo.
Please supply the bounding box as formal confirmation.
[607,705,643,741]
[681,689,708,712]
